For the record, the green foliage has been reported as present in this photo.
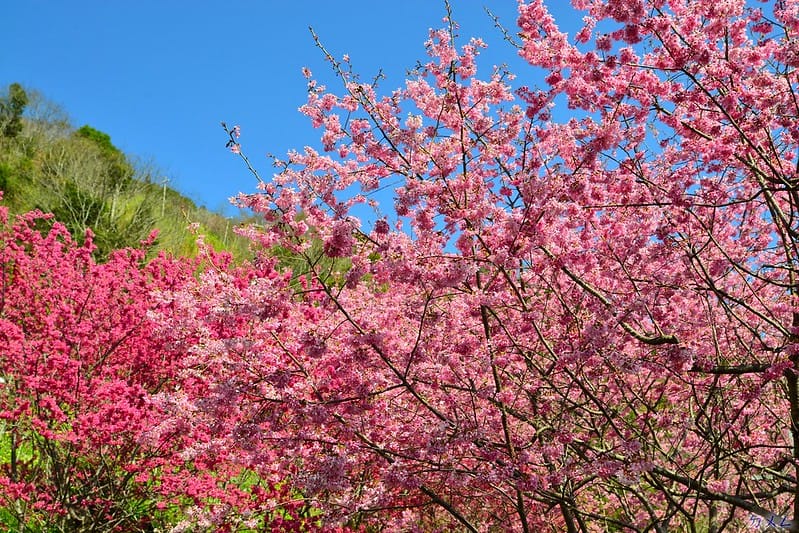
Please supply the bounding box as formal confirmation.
[74,124,121,157]
[0,163,10,192]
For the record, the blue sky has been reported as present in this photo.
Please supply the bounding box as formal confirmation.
[1,1,568,215]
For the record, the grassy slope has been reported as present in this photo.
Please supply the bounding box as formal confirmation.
[0,89,255,261]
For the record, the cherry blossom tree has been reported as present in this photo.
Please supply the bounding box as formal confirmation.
[0,206,186,530]
[0,204,331,532]
[169,0,799,530]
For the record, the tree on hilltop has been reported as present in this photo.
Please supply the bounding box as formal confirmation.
[0,83,28,139]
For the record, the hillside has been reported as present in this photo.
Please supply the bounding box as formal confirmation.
[0,83,254,260]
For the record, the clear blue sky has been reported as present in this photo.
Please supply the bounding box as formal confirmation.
[1,1,568,215]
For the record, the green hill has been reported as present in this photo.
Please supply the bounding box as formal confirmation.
[0,83,254,260]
